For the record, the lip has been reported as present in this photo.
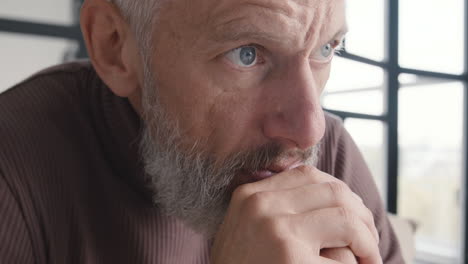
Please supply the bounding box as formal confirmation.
[265,159,303,173]
[248,160,304,182]
[250,169,276,181]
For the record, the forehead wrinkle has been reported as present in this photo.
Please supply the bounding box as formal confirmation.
[210,18,286,44]
[240,0,296,18]
[304,0,346,49]
[198,0,345,53]
[303,3,327,48]
[207,7,305,48]
[207,0,298,26]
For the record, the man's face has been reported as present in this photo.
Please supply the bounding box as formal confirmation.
[138,0,347,235]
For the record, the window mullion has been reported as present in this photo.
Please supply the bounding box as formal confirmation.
[385,0,400,214]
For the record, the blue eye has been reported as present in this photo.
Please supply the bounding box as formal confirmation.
[321,43,333,58]
[225,46,258,67]
[311,41,341,62]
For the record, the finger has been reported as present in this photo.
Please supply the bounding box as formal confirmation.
[244,181,379,243]
[232,166,336,206]
[299,207,383,264]
[251,165,336,191]
[310,256,343,264]
[229,166,331,215]
[321,247,357,264]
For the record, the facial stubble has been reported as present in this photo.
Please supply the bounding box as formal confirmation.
[139,59,321,238]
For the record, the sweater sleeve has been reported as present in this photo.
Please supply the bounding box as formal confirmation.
[0,171,36,264]
[333,125,405,264]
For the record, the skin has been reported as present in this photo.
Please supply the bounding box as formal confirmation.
[80,0,382,263]
[144,0,333,159]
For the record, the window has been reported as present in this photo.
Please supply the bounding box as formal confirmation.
[0,0,73,25]
[322,1,467,263]
[0,0,84,93]
[0,32,77,90]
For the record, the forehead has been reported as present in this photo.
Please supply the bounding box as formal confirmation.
[159,0,346,50]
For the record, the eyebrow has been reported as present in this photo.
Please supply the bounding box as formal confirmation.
[210,18,349,46]
[332,26,349,40]
[209,20,285,44]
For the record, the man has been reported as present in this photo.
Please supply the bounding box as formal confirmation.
[0,0,404,263]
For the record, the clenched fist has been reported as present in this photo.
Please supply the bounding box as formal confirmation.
[211,166,382,264]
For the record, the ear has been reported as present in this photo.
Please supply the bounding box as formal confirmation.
[80,0,141,97]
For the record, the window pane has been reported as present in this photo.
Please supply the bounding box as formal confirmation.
[0,0,74,25]
[322,90,384,116]
[344,119,386,199]
[345,0,385,61]
[0,33,76,93]
[327,57,384,92]
[398,82,463,260]
[399,0,464,74]
[399,73,456,90]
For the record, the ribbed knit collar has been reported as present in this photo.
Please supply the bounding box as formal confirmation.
[90,65,155,204]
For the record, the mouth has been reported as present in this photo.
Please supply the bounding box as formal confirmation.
[245,160,303,182]
[249,169,276,181]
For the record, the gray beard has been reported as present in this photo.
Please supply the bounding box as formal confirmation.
[139,60,321,238]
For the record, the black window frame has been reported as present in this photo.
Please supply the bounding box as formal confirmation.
[325,1,468,263]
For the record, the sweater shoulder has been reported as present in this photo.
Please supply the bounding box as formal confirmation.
[316,112,346,175]
[2,60,95,96]
[0,60,97,119]
[322,111,346,152]
[0,60,98,127]
[0,61,102,175]
[324,111,345,136]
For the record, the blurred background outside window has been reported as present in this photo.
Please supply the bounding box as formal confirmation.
[323,0,466,263]
[0,0,81,92]
[0,0,467,263]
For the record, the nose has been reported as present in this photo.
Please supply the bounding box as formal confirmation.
[261,60,326,150]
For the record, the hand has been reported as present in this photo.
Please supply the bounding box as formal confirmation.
[321,248,358,264]
[210,166,381,264]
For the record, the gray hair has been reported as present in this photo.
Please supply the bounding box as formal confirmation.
[110,0,164,51]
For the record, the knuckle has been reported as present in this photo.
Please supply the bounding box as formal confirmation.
[365,207,375,223]
[295,165,315,179]
[338,207,357,227]
[243,192,271,216]
[232,184,254,201]
[296,165,314,175]
[296,166,320,183]
[365,208,378,235]
[326,181,349,205]
[335,207,359,245]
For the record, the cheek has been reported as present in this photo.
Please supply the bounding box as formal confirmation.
[149,38,266,157]
[189,63,267,153]
[314,63,332,93]
[153,61,261,157]
[148,61,214,145]
[206,91,261,157]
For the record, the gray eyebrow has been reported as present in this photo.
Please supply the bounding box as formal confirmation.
[334,26,349,39]
[209,18,348,47]
[318,25,348,47]
[209,19,284,44]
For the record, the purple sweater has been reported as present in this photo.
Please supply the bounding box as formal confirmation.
[0,61,404,263]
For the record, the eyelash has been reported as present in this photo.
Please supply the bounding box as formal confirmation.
[223,44,266,70]
[223,38,345,69]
